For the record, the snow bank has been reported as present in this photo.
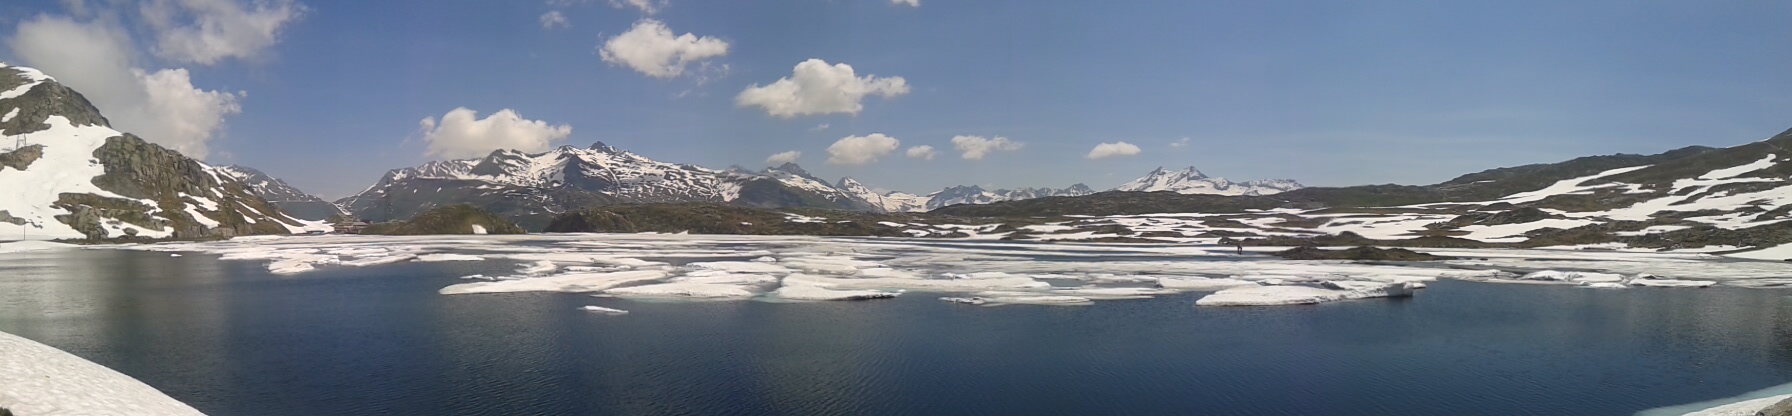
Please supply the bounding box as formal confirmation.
[0,240,77,253]
[0,329,205,415]
[440,270,669,295]
[471,224,488,235]
[1195,281,1419,306]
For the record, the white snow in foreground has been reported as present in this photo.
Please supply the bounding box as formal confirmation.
[0,240,77,253]
[0,329,205,416]
[1194,281,1419,306]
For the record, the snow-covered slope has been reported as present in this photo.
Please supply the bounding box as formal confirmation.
[217,165,346,220]
[1,329,205,415]
[1114,166,1303,196]
[921,184,1095,211]
[0,62,322,241]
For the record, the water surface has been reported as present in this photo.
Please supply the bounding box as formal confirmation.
[3,248,1791,415]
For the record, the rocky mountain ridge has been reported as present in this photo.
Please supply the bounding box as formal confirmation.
[0,63,322,241]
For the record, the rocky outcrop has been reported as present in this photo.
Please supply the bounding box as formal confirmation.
[0,145,41,171]
[1273,245,1455,261]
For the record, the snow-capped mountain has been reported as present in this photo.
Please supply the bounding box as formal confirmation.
[1113,166,1303,196]
[0,63,321,240]
[918,184,1096,211]
[217,165,347,220]
[335,146,884,229]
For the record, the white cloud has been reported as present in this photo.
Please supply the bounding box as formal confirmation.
[1086,141,1141,159]
[905,145,937,160]
[418,108,573,159]
[766,150,800,165]
[539,11,569,29]
[950,135,1023,160]
[599,19,728,79]
[139,0,306,65]
[736,59,908,118]
[1170,137,1191,148]
[891,0,919,6]
[9,15,244,159]
[826,133,899,165]
[610,0,664,14]
[809,123,829,131]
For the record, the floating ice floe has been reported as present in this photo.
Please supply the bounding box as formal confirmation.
[602,282,757,299]
[439,270,670,295]
[771,283,901,301]
[1194,281,1419,306]
[516,260,558,276]
[579,305,628,315]
[418,253,483,262]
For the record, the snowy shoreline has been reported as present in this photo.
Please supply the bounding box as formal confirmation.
[0,330,204,415]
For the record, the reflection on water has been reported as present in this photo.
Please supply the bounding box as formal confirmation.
[2,249,1792,415]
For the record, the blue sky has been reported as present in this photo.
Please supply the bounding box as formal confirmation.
[4,0,1792,198]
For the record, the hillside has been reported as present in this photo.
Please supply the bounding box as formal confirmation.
[0,63,322,241]
[362,204,525,235]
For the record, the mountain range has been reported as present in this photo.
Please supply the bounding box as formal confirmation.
[321,144,1298,229]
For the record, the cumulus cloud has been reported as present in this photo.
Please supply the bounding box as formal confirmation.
[950,135,1023,160]
[891,0,919,6]
[766,150,800,165]
[1086,141,1141,159]
[826,133,899,165]
[139,0,306,65]
[600,19,728,79]
[419,108,573,159]
[539,11,569,29]
[905,145,937,160]
[611,0,663,14]
[9,14,245,159]
[1170,137,1191,148]
[736,59,908,118]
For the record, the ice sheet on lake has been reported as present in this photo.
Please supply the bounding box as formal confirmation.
[88,233,1792,310]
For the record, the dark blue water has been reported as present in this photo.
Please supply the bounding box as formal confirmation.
[4,248,1792,415]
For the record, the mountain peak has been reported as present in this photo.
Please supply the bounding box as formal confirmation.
[588,141,618,153]
[1113,166,1299,195]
